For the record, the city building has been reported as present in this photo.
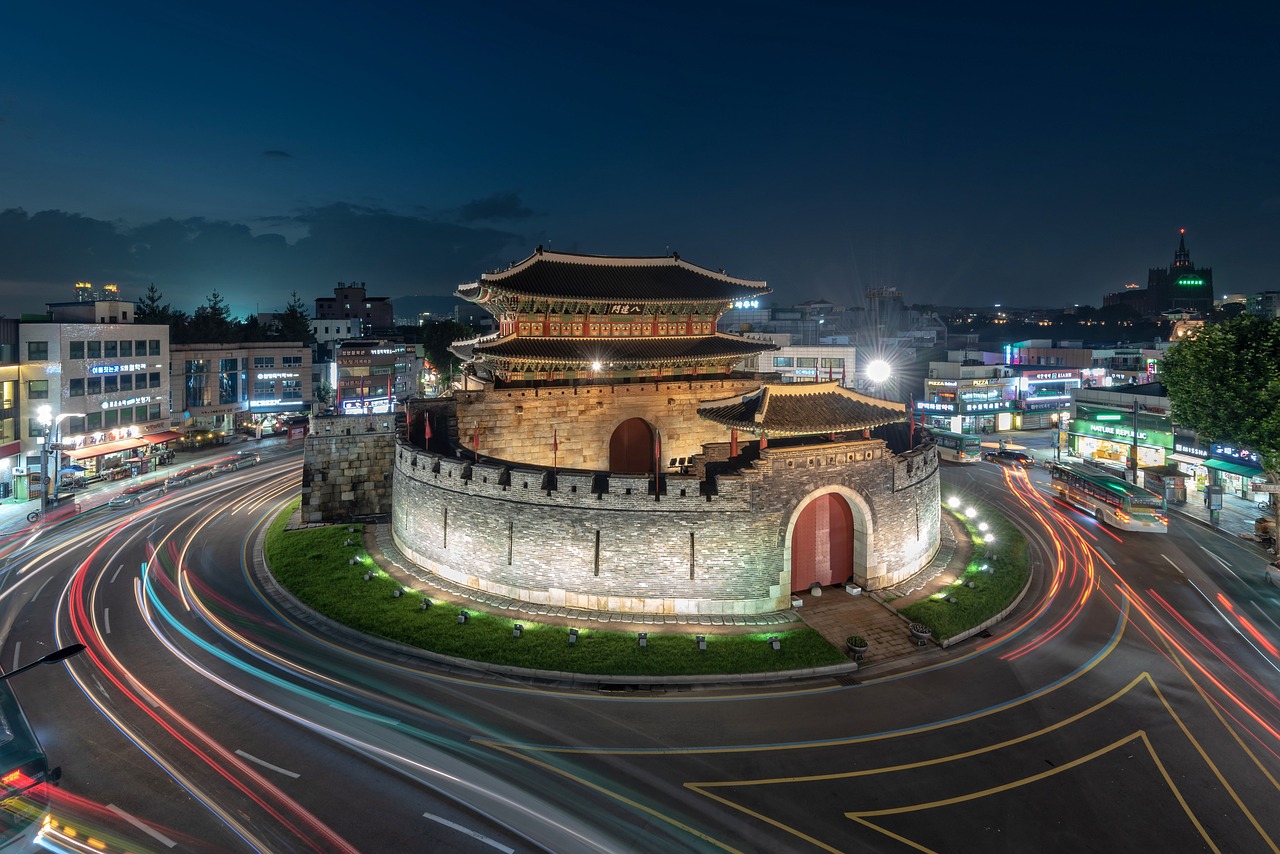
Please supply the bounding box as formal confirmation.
[170,341,313,437]
[333,340,413,415]
[1103,230,1214,318]
[314,283,394,333]
[16,297,174,494]
[734,333,857,387]
[0,319,19,499]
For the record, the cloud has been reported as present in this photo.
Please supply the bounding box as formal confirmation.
[455,191,535,223]
[0,205,526,317]
[262,150,293,159]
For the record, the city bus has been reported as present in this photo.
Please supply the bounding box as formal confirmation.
[1048,462,1168,533]
[929,429,983,464]
[0,681,57,850]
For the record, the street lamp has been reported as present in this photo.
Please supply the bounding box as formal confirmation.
[0,643,85,682]
[866,359,892,400]
[36,407,81,518]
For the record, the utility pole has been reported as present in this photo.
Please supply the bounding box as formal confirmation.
[1130,399,1141,484]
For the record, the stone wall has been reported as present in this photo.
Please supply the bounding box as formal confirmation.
[389,438,941,615]
[447,377,764,470]
[301,416,397,523]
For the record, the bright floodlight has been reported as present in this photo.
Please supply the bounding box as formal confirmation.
[37,404,52,427]
[947,496,961,508]
[866,359,892,384]
[591,361,602,372]
[965,507,977,518]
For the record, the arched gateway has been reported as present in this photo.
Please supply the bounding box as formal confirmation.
[609,418,655,473]
[790,492,854,591]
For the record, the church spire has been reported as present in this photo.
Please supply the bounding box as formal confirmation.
[1173,227,1191,268]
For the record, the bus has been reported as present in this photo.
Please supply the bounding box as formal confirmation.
[0,681,57,850]
[1048,462,1168,533]
[929,429,983,464]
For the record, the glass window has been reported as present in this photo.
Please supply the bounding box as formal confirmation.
[104,409,118,429]
[136,340,147,356]
[253,381,276,400]
[69,341,84,360]
[149,404,161,421]
[26,341,48,360]
[119,340,133,357]
[87,341,101,358]
[67,416,85,435]
[28,418,44,438]
[86,412,101,431]
[773,357,794,368]
[104,340,118,358]
[69,378,84,397]
[135,405,148,424]
[135,373,148,389]
[104,376,118,393]
[27,380,48,400]
[282,380,302,400]
[796,357,818,368]
[254,357,275,368]
[149,340,160,356]
[283,355,303,367]
[819,358,845,368]
[119,374,133,392]
[149,372,161,388]
[87,377,102,395]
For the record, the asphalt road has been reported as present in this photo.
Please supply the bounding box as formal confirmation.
[1,454,1278,853]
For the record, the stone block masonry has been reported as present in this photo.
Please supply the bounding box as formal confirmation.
[301,416,397,524]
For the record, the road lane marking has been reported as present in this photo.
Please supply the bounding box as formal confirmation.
[234,749,300,779]
[111,563,124,583]
[11,642,18,673]
[421,812,514,853]
[107,803,177,848]
[32,577,52,602]
[103,607,111,635]
[1161,554,1185,575]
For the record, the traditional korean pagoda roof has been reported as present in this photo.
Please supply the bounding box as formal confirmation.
[698,382,908,435]
[456,247,770,304]
[470,332,774,368]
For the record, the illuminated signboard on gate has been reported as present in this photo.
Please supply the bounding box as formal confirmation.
[90,362,148,375]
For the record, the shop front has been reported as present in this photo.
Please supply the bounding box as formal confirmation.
[1204,444,1267,500]
[1012,368,1080,430]
[62,436,150,482]
[1069,414,1173,476]
[960,399,1016,436]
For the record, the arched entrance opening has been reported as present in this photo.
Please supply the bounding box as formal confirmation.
[790,493,854,592]
[609,418,656,473]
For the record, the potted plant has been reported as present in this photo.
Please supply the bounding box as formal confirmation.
[909,622,932,645]
[847,635,869,660]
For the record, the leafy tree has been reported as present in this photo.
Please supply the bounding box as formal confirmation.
[187,290,240,343]
[274,291,316,344]
[240,313,269,342]
[1162,314,1280,485]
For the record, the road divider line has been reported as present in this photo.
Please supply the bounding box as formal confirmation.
[107,803,177,848]
[1161,554,1185,575]
[103,607,111,635]
[11,642,19,674]
[421,811,514,853]
[111,563,124,583]
[234,749,300,778]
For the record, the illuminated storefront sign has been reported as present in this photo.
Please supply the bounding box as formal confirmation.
[926,380,956,387]
[1211,444,1261,466]
[793,368,817,377]
[916,401,956,413]
[100,395,153,410]
[960,401,1007,412]
[257,372,300,380]
[1174,441,1209,458]
[90,362,148,375]
[1031,371,1077,381]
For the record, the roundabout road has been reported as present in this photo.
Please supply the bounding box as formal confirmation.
[1,455,1277,852]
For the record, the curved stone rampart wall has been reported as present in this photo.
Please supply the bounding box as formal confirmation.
[390,438,942,614]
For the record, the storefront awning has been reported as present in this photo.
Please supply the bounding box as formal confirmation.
[141,431,182,445]
[0,440,20,459]
[62,438,148,460]
[1168,453,1208,467]
[1202,458,1264,478]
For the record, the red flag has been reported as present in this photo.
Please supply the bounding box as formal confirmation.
[828,365,833,381]
[841,364,846,385]
[908,398,916,444]
[654,431,661,476]
[472,420,479,460]
[423,411,433,441]
[552,427,559,471]
[759,430,768,450]
[730,428,738,457]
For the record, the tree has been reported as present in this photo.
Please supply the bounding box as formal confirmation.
[274,291,316,344]
[188,290,239,343]
[1162,315,1280,533]
[135,284,173,325]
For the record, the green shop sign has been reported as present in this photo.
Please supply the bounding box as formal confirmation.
[1079,420,1173,448]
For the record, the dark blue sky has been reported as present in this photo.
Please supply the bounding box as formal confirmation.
[3,1,1277,318]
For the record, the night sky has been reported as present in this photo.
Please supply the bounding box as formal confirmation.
[3,1,1277,319]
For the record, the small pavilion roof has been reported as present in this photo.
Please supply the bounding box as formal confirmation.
[455,248,770,304]
[698,382,908,435]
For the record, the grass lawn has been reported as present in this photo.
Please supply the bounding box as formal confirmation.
[897,496,1030,642]
[264,500,850,676]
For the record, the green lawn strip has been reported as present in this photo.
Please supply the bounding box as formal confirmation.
[264,500,848,676]
[898,498,1030,642]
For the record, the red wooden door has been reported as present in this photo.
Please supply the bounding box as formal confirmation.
[609,418,654,473]
[791,493,853,592]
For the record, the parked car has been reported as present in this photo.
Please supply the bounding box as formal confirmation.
[164,464,215,488]
[108,481,165,508]
[983,449,1033,467]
